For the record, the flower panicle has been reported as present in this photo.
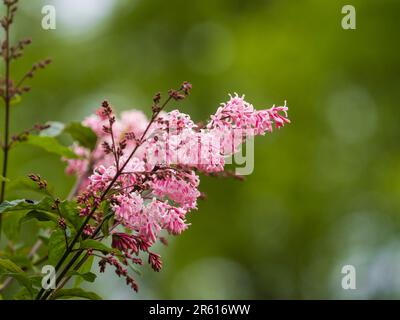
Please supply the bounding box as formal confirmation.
[62,85,290,293]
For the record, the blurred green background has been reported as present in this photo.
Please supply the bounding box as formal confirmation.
[1,0,400,299]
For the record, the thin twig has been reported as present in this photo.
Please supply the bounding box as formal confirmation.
[0,3,11,218]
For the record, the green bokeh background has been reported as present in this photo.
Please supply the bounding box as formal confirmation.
[1,0,400,299]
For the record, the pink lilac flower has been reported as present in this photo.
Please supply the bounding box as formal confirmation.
[156,109,196,132]
[89,165,117,190]
[120,110,149,138]
[64,144,90,176]
[112,193,143,228]
[148,252,162,272]
[160,206,189,235]
[77,95,290,240]
[98,255,139,292]
[70,92,289,293]
[254,102,290,135]
[208,94,257,131]
[138,199,164,243]
[83,114,108,137]
[195,130,226,172]
[151,173,200,209]
[111,232,139,255]
[83,224,95,236]
[208,94,290,135]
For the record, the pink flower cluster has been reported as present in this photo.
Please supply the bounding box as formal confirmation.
[64,92,289,288]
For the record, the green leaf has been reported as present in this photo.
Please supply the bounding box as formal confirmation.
[0,197,54,214]
[52,288,102,300]
[29,275,44,288]
[1,211,27,241]
[64,122,97,150]
[1,199,76,237]
[74,255,94,287]
[6,177,52,196]
[38,229,51,245]
[80,239,115,254]
[0,198,57,239]
[39,121,65,137]
[0,258,24,273]
[13,288,34,300]
[3,273,36,297]
[48,230,67,266]
[0,199,39,214]
[99,202,114,237]
[0,259,35,297]
[59,200,83,231]
[25,135,78,158]
[67,270,97,283]
[20,210,59,224]
[0,254,34,271]
[101,219,110,237]
[24,121,97,150]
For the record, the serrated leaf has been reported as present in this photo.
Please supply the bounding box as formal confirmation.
[25,135,78,158]
[67,270,97,283]
[64,122,97,150]
[48,230,67,266]
[80,239,115,254]
[53,288,102,300]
